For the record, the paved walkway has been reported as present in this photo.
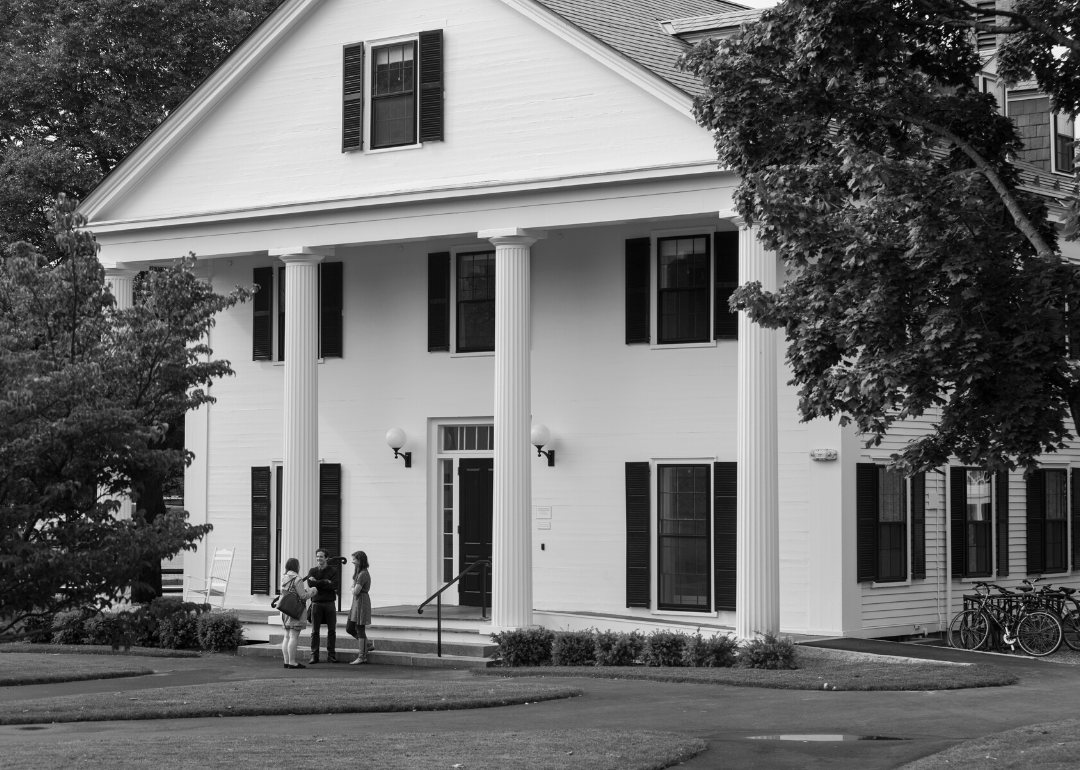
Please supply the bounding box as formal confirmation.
[3,640,1079,769]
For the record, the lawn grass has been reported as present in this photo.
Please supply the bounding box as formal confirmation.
[0,678,583,725]
[0,653,154,686]
[899,717,1080,770]
[2,643,200,658]
[2,729,705,770]
[475,647,1016,691]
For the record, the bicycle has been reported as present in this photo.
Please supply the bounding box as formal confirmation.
[1018,578,1080,652]
[948,581,1064,657]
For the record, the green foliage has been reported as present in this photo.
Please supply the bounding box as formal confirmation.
[196,612,245,652]
[159,615,199,650]
[681,0,1080,474]
[0,0,284,254]
[0,198,248,643]
[81,613,125,647]
[490,628,555,667]
[738,632,798,670]
[642,630,688,668]
[50,610,88,645]
[551,630,597,667]
[682,633,738,668]
[594,630,645,667]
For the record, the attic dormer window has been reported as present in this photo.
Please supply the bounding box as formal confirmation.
[341,30,444,152]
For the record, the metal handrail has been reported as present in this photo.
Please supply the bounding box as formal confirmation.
[418,559,490,657]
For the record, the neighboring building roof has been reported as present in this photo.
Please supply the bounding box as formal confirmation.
[662,8,762,35]
[534,0,747,97]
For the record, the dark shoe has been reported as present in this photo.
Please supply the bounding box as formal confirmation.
[308,656,319,664]
[327,654,339,663]
[283,664,289,669]
[288,663,306,669]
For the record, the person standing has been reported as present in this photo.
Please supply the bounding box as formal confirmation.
[346,551,372,665]
[279,558,313,669]
[305,549,340,663]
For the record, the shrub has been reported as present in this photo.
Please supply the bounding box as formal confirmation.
[738,631,798,670]
[682,632,738,668]
[551,630,596,666]
[159,613,200,649]
[21,614,54,644]
[197,612,245,652]
[50,610,88,645]
[490,627,555,667]
[82,613,125,647]
[642,630,687,667]
[594,630,644,666]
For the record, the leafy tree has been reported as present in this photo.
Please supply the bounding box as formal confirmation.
[682,0,1080,474]
[0,196,248,641]
[0,0,283,254]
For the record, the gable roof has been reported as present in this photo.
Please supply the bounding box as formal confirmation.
[534,0,746,97]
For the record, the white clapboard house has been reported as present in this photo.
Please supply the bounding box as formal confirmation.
[83,0,1080,643]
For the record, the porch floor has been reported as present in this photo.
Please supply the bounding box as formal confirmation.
[376,604,490,621]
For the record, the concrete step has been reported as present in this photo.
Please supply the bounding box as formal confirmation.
[268,634,496,658]
[238,643,495,668]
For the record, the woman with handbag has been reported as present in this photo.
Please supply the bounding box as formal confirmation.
[346,551,372,664]
[279,557,314,669]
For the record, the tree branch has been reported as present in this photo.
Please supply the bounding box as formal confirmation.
[924,0,1080,54]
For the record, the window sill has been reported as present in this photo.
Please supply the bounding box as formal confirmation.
[958,575,995,583]
[450,350,494,359]
[651,609,718,618]
[272,359,326,366]
[649,340,718,350]
[365,142,423,155]
[870,579,911,588]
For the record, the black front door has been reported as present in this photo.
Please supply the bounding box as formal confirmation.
[458,458,493,607]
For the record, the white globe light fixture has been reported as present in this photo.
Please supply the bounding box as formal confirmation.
[385,427,411,468]
[531,423,555,467]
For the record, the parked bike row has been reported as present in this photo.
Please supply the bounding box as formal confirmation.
[948,578,1080,657]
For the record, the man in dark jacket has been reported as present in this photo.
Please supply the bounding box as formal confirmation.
[306,549,339,663]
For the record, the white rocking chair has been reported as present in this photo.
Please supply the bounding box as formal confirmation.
[183,548,235,608]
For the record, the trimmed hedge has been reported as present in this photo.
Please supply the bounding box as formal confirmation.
[492,627,792,670]
[196,612,245,652]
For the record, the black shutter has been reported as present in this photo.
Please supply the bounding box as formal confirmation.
[1027,469,1046,574]
[625,238,650,344]
[319,463,342,609]
[626,462,650,607]
[342,43,365,151]
[714,231,739,340]
[1073,469,1080,571]
[320,262,343,358]
[275,465,283,589]
[418,30,444,142]
[996,471,1009,577]
[428,252,451,351]
[252,267,273,360]
[251,467,271,594]
[277,266,286,361]
[856,463,878,582]
[951,467,966,578]
[714,462,737,611]
[911,472,926,580]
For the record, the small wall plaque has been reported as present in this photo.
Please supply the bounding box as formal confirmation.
[537,521,551,530]
[535,506,552,519]
[809,448,838,462]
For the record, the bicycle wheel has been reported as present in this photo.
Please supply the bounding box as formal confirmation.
[1016,611,1063,657]
[1062,611,1080,652]
[948,610,989,651]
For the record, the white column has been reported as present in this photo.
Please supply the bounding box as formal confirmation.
[105,266,138,310]
[270,247,330,573]
[479,228,544,631]
[734,220,780,639]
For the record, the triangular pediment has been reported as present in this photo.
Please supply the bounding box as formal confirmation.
[84,0,719,226]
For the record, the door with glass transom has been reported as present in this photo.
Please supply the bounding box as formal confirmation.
[458,458,493,607]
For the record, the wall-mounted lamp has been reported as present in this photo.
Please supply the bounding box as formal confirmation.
[385,428,412,468]
[531,424,555,467]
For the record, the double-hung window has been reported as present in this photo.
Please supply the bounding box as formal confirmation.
[965,471,993,577]
[877,468,907,582]
[657,465,711,611]
[657,236,711,344]
[948,467,1009,579]
[371,42,416,149]
[1026,468,1069,574]
[857,464,927,583]
[456,251,495,353]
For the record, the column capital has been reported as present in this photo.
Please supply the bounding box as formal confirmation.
[269,246,335,262]
[718,210,750,230]
[477,228,546,247]
[103,264,139,278]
